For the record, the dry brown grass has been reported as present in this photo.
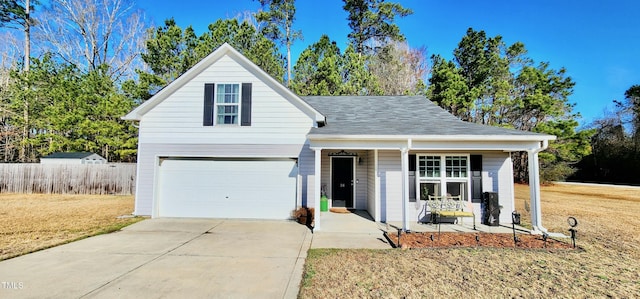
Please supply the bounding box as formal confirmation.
[0,193,143,261]
[299,183,640,298]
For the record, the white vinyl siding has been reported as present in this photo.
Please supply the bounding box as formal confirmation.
[367,150,376,220]
[355,153,368,209]
[297,144,315,207]
[378,150,402,222]
[140,55,313,145]
[479,152,515,223]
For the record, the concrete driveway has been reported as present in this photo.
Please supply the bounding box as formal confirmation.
[0,218,311,299]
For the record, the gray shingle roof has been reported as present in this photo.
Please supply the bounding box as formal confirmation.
[302,96,549,137]
[41,152,97,159]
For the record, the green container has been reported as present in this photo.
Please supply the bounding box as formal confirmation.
[320,195,328,212]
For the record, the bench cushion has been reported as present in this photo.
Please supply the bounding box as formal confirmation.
[437,211,474,217]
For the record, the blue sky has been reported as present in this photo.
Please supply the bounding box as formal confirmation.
[138,0,640,126]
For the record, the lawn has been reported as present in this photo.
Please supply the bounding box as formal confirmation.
[0,193,142,261]
[299,183,640,298]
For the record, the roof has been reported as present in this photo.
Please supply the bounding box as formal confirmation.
[41,152,102,159]
[123,43,324,123]
[303,96,555,141]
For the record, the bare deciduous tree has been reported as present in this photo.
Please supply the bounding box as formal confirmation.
[0,32,22,161]
[0,31,22,72]
[368,41,428,95]
[35,0,147,81]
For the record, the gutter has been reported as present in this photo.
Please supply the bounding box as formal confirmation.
[307,134,556,142]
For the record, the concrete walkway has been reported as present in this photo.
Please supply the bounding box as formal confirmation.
[311,210,392,249]
[0,219,311,299]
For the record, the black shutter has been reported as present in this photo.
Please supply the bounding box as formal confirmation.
[203,83,215,126]
[409,154,416,171]
[241,83,252,126]
[471,155,482,171]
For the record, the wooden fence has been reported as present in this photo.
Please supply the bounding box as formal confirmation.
[0,163,136,195]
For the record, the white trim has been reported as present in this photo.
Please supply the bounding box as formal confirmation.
[415,154,472,201]
[308,139,552,152]
[314,148,322,230]
[329,156,356,209]
[507,157,515,223]
[213,83,241,126]
[401,148,410,231]
[123,43,324,123]
[152,155,162,218]
[373,149,382,222]
[308,134,556,142]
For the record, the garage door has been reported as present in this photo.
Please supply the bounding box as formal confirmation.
[157,158,297,219]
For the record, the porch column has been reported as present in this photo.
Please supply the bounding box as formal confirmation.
[401,147,410,231]
[528,149,543,233]
[313,148,322,231]
[374,149,380,222]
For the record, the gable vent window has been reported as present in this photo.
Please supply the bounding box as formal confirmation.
[203,83,252,126]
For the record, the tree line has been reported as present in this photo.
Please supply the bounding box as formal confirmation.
[571,86,640,185]
[1,0,636,184]
[1,0,144,162]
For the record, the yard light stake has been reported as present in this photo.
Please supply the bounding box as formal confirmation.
[568,217,578,248]
[511,211,520,246]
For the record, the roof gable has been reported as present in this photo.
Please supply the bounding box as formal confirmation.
[303,96,555,141]
[124,43,324,123]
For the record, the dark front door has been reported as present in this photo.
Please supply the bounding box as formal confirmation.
[332,157,354,208]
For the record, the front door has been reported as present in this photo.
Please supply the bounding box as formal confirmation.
[331,157,354,208]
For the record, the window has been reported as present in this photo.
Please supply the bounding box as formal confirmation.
[417,155,470,200]
[446,156,467,178]
[204,83,252,127]
[215,84,240,125]
[419,182,441,198]
[419,156,440,178]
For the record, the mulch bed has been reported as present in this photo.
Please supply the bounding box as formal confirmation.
[387,232,576,250]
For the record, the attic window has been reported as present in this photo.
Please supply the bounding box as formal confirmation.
[216,84,240,125]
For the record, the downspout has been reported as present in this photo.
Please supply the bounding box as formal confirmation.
[528,140,566,238]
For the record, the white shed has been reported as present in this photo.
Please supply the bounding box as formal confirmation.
[40,152,107,164]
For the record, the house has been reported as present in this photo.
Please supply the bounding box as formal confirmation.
[40,152,107,164]
[124,43,555,234]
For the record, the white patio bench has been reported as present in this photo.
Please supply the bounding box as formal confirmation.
[427,195,476,230]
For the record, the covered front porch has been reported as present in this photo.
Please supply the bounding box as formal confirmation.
[307,138,550,235]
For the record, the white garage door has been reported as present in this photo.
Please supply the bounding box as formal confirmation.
[157,158,297,219]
